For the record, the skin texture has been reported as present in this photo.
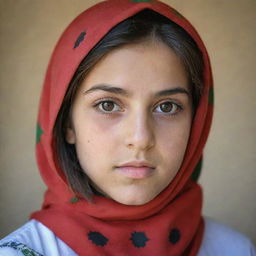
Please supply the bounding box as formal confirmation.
[66,41,193,205]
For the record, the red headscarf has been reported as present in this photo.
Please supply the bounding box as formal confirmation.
[31,0,213,255]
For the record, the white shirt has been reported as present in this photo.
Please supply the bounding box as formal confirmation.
[0,217,255,256]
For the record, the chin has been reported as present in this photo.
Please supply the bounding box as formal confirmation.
[113,194,156,206]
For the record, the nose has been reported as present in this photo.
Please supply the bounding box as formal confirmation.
[124,112,155,152]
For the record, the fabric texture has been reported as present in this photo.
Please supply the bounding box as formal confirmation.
[30,0,214,255]
[1,218,255,256]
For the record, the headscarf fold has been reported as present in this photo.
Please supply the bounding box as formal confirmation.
[31,1,213,255]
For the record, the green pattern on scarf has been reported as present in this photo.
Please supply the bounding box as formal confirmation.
[70,196,80,203]
[208,87,214,105]
[191,157,203,182]
[36,123,43,143]
[171,9,184,19]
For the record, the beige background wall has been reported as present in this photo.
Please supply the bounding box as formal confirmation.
[0,0,255,244]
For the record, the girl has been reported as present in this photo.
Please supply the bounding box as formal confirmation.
[0,0,255,255]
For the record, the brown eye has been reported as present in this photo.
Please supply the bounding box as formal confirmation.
[160,102,174,113]
[154,101,181,115]
[96,100,121,113]
[102,101,115,111]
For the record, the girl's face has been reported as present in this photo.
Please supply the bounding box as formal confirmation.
[66,41,192,205]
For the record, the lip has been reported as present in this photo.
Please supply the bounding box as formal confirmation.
[116,161,155,179]
[118,161,155,168]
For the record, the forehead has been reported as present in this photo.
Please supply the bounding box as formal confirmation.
[80,42,188,95]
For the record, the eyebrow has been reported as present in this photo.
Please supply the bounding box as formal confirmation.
[83,83,190,97]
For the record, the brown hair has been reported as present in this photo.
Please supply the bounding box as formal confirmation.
[53,10,204,201]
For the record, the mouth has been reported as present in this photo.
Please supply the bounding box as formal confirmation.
[115,161,155,179]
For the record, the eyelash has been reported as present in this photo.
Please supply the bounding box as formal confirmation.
[92,97,183,116]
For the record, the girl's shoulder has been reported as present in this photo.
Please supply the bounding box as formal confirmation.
[0,217,255,256]
[0,220,77,256]
[198,217,256,256]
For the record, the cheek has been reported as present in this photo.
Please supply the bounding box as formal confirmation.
[74,116,119,161]
[157,119,191,160]
[85,110,123,132]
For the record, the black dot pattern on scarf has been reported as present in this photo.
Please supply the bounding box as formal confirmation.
[88,231,109,246]
[73,31,86,49]
[130,232,149,248]
[169,228,181,244]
